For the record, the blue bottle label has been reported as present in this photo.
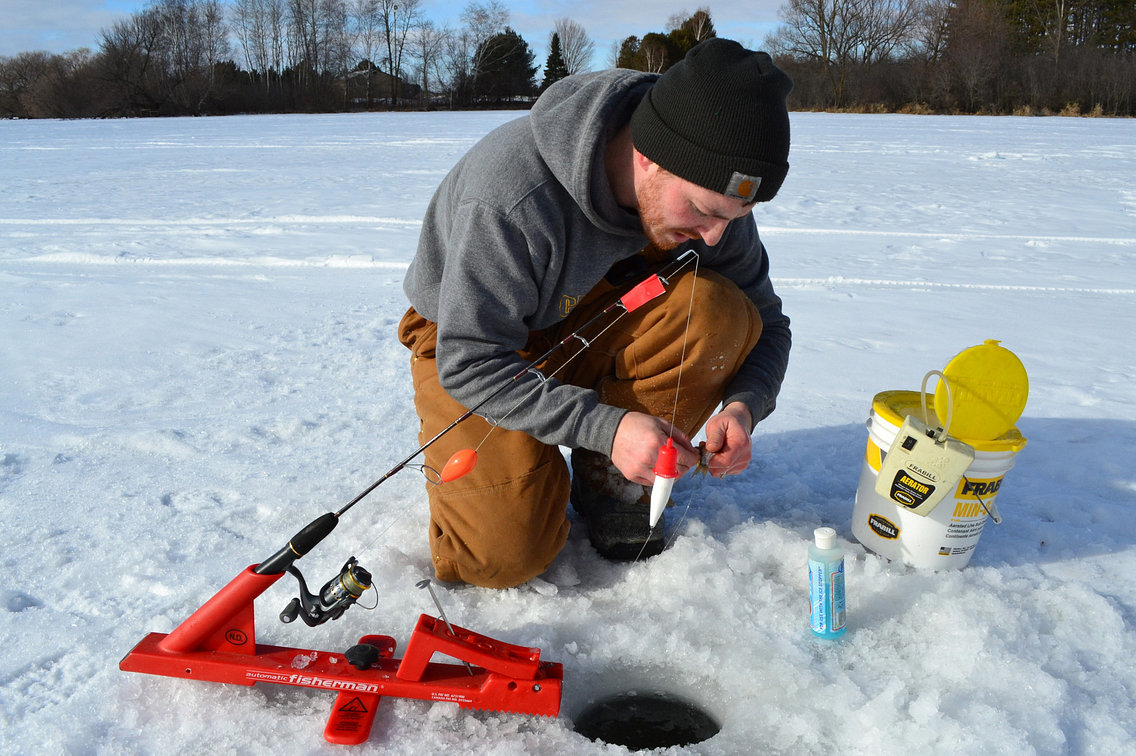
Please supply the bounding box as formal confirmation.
[810,557,846,634]
[809,559,826,633]
[831,561,846,631]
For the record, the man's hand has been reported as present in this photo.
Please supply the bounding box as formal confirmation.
[611,412,699,486]
[702,402,753,478]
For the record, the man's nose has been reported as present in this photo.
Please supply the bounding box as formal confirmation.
[699,218,729,246]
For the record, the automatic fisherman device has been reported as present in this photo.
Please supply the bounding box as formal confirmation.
[120,252,698,746]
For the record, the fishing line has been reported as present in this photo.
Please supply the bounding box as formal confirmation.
[471,312,631,452]
[581,252,707,678]
[662,472,710,551]
[580,470,710,680]
[471,252,701,453]
[353,469,461,569]
[349,252,701,569]
[666,252,700,442]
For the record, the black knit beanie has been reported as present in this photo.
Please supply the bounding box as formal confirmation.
[630,38,793,203]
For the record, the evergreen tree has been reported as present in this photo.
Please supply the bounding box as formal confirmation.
[614,9,717,73]
[541,32,570,91]
[616,36,645,70]
[473,27,537,102]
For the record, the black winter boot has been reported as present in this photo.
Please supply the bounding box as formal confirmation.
[570,449,666,561]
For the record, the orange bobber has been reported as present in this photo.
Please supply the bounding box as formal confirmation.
[439,449,478,483]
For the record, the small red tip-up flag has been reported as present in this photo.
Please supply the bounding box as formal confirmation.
[620,274,666,313]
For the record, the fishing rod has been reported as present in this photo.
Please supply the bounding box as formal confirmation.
[251,249,700,628]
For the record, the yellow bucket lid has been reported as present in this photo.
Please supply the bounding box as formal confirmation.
[933,340,1029,441]
[872,390,1027,453]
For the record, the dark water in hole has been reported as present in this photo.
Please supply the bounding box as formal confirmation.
[574,691,721,751]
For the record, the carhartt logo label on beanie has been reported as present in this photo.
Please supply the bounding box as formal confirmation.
[725,172,762,201]
[630,38,793,203]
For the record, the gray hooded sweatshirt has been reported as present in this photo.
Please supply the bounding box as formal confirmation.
[403,69,791,457]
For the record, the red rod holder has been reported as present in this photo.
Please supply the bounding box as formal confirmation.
[120,565,563,745]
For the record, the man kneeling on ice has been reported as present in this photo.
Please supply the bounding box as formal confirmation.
[399,39,793,588]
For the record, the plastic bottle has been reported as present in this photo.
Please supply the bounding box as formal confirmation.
[808,527,847,639]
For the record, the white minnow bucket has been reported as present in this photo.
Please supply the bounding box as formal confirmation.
[851,391,1027,569]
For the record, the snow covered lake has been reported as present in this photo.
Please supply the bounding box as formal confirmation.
[2,110,1135,754]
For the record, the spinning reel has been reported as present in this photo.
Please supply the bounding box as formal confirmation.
[278,557,373,628]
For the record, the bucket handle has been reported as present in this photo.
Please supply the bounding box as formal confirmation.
[920,370,954,443]
[920,371,1003,525]
[967,475,1003,524]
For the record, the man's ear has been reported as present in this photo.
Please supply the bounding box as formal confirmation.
[632,148,657,174]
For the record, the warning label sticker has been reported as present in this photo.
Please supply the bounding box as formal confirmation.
[338,697,369,713]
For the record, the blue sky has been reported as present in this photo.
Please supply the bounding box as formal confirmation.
[0,0,783,66]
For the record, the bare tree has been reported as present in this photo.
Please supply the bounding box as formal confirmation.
[25,49,101,117]
[766,0,858,98]
[686,7,716,41]
[409,19,449,108]
[234,0,289,93]
[1022,0,1070,67]
[462,0,509,45]
[606,39,622,68]
[666,6,715,41]
[848,0,921,66]
[377,0,421,106]
[906,0,951,63]
[143,0,230,112]
[99,6,173,115]
[284,0,353,102]
[200,0,229,85]
[942,0,1009,111]
[234,0,267,74]
[321,0,354,107]
[350,0,380,104]
[0,52,54,118]
[352,0,381,66]
[553,18,594,75]
[767,0,919,104]
[266,0,288,79]
[288,0,320,85]
[640,32,670,73]
[447,1,508,104]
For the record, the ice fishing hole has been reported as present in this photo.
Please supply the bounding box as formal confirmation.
[574,690,720,751]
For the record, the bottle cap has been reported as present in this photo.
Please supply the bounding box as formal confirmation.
[814,527,836,550]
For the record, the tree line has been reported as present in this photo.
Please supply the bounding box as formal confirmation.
[0,0,595,118]
[762,0,1136,115]
[611,2,1133,115]
[2,2,1132,118]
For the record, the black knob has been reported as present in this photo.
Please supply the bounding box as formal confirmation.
[345,643,380,670]
[279,597,301,624]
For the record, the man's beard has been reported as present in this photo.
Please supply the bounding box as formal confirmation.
[637,172,698,251]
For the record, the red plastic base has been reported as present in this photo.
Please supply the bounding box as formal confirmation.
[119,565,563,744]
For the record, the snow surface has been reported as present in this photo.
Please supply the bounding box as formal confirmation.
[2,111,1135,755]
